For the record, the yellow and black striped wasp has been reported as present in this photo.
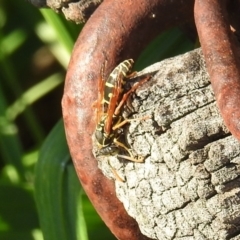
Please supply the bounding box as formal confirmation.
[94,59,150,163]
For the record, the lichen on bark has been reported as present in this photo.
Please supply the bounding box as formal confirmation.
[93,48,240,240]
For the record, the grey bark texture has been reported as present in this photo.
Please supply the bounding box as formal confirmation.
[30,0,103,23]
[92,48,240,240]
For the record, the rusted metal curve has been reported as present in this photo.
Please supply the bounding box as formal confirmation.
[195,0,240,141]
[62,0,194,239]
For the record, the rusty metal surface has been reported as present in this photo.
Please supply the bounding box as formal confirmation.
[62,0,194,239]
[195,0,240,142]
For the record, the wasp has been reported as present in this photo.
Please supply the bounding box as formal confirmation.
[94,59,150,164]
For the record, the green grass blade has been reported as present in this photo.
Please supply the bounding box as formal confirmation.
[39,9,75,55]
[35,119,88,240]
[6,73,63,121]
[37,9,82,68]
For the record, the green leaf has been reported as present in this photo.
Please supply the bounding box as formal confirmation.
[35,119,88,240]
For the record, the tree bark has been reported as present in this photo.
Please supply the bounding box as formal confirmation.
[29,0,103,23]
[93,48,240,240]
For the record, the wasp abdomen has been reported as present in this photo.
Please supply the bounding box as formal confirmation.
[103,59,134,105]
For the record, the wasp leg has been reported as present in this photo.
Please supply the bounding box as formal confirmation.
[113,138,144,163]
[126,71,137,79]
[107,160,125,182]
[114,75,151,116]
[112,115,150,131]
[117,154,144,163]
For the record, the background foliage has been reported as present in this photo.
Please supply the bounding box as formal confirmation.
[0,1,194,239]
